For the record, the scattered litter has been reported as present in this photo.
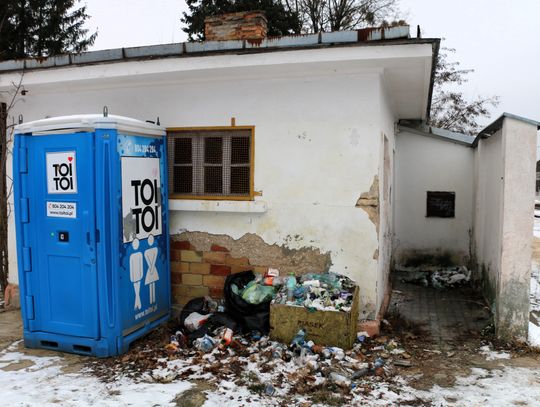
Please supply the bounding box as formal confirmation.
[393,359,412,367]
[396,266,471,289]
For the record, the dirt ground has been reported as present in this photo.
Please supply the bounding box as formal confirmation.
[1,239,540,406]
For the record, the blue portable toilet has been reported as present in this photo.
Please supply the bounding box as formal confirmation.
[13,113,171,357]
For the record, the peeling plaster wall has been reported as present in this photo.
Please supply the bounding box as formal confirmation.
[394,131,474,266]
[4,66,386,318]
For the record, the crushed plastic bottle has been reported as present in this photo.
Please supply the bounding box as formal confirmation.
[290,329,306,350]
[264,384,276,396]
[329,372,351,387]
[287,273,297,302]
[327,346,345,360]
[351,367,370,379]
[374,357,385,368]
[194,334,215,353]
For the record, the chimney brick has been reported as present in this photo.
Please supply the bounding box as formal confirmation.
[205,11,267,41]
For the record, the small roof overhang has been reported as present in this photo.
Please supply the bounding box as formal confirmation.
[472,112,540,147]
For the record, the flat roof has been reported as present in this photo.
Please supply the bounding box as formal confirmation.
[0,25,438,73]
[398,124,474,147]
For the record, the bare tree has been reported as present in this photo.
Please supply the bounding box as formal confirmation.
[283,0,400,32]
[0,73,24,293]
[429,48,499,135]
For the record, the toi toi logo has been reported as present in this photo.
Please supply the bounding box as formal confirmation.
[131,179,160,234]
[52,158,74,191]
[47,152,77,194]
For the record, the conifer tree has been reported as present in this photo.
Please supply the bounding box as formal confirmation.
[0,0,97,60]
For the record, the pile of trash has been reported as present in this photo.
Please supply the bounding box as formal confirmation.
[396,266,472,289]
[157,325,411,403]
[273,272,357,312]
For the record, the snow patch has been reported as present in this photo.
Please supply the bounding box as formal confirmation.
[479,345,511,361]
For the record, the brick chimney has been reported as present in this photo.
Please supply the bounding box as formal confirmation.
[204,11,267,41]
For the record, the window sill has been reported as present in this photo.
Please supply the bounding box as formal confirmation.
[168,199,268,213]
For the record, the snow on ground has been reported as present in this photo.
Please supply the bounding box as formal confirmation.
[479,345,511,361]
[415,366,540,407]
[529,322,540,347]
[0,341,190,406]
[2,339,540,406]
[530,217,540,345]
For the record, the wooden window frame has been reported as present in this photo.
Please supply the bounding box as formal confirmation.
[167,125,255,201]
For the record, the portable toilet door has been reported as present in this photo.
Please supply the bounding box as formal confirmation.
[13,114,170,357]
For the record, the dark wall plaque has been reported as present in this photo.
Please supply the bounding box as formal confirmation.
[426,191,455,218]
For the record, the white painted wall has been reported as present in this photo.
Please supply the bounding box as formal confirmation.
[473,129,504,297]
[376,74,397,314]
[474,117,537,339]
[0,58,403,318]
[394,131,474,265]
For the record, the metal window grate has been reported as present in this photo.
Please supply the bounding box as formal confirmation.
[167,128,252,198]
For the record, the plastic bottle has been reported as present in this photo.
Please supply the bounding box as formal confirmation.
[329,372,351,388]
[290,328,306,349]
[194,334,215,352]
[263,276,286,286]
[287,273,297,301]
[219,328,233,349]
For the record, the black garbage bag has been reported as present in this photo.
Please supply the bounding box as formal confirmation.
[188,312,238,342]
[224,270,271,334]
[178,297,212,328]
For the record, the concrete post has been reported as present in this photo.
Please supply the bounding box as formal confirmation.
[497,117,537,340]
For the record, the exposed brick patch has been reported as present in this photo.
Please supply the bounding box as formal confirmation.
[171,262,189,273]
[211,244,229,252]
[205,11,267,41]
[225,256,250,266]
[190,262,211,275]
[181,250,203,263]
[203,275,227,288]
[171,250,182,262]
[182,274,203,286]
[210,264,231,276]
[172,284,209,300]
[203,251,229,264]
[209,287,224,298]
[171,240,193,250]
[231,265,253,274]
[171,271,182,284]
[253,266,268,275]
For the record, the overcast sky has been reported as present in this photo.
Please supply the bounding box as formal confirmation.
[84,0,540,129]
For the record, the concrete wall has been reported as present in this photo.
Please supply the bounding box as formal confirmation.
[394,131,474,266]
[473,129,504,301]
[1,61,396,318]
[374,76,396,314]
[474,117,537,340]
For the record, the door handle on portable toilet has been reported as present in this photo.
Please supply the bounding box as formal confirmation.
[83,210,96,265]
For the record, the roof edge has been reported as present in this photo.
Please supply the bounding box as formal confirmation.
[425,38,441,121]
[0,26,442,74]
[397,123,474,147]
[472,112,540,147]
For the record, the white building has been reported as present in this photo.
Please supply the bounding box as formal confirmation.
[0,16,537,339]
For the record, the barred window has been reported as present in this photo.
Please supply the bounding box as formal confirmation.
[167,128,253,199]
